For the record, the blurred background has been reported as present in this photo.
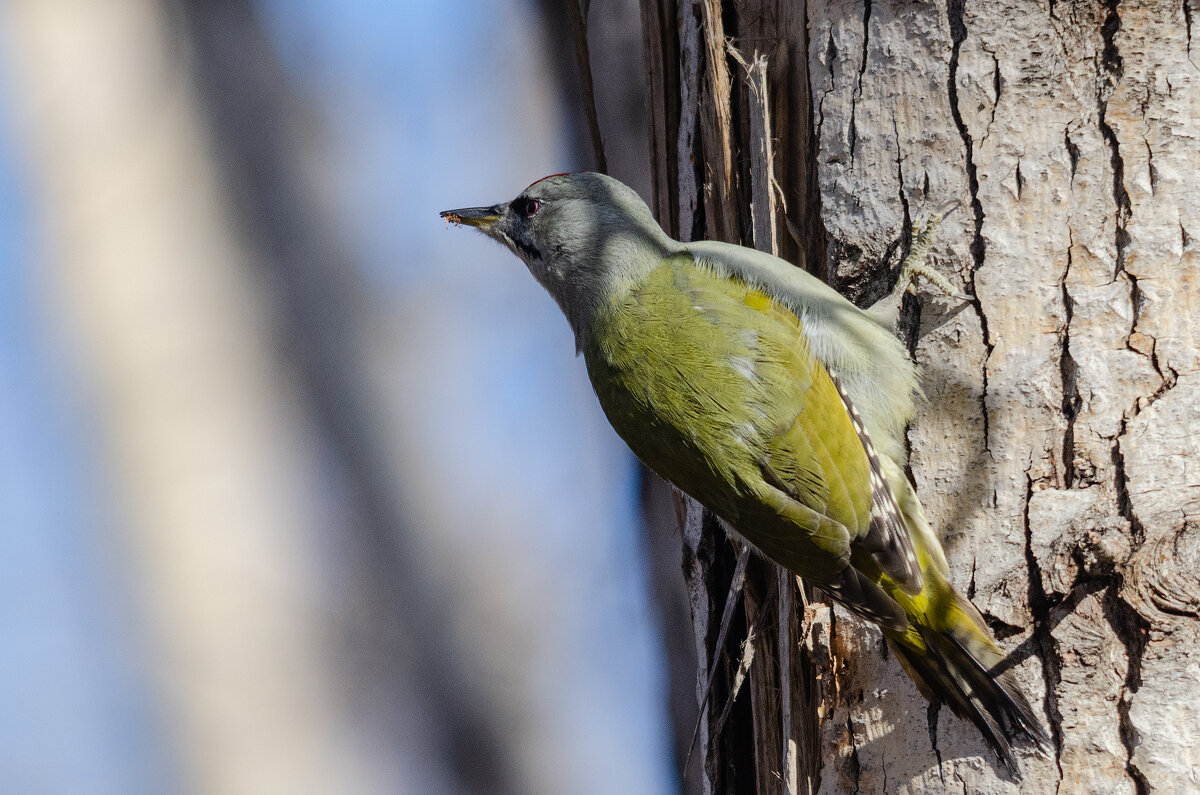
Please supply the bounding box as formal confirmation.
[0,1,692,793]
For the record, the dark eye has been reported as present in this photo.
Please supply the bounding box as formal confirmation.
[512,197,540,218]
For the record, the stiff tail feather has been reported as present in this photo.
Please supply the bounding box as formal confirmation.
[888,592,1053,776]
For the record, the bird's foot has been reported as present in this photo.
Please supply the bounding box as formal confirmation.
[896,200,971,300]
[897,259,973,303]
[868,201,972,330]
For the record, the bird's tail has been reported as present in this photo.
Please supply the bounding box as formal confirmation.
[886,581,1053,775]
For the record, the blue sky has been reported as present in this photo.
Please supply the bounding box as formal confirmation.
[0,72,170,792]
[0,3,674,792]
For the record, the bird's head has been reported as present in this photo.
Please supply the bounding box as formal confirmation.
[441,172,671,335]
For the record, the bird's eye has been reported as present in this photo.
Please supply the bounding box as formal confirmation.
[512,197,540,218]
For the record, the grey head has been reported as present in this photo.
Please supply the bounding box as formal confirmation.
[441,172,674,340]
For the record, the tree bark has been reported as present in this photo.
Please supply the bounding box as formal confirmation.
[637,0,1200,792]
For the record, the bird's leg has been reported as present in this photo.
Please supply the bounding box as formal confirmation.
[868,200,971,331]
[899,199,969,299]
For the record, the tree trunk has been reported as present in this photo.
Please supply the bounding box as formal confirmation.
[637,1,1200,792]
[0,3,389,791]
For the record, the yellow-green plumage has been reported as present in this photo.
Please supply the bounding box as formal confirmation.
[584,253,970,636]
[441,172,1051,776]
[585,255,871,578]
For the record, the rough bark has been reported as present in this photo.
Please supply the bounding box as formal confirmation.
[637,0,1200,791]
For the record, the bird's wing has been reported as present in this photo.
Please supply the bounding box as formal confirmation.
[679,256,922,595]
[826,370,923,594]
[685,240,919,465]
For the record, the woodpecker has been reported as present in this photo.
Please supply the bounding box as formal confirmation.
[442,172,1051,774]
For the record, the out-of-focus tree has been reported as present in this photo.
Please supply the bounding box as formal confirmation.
[2,1,477,791]
[0,1,676,793]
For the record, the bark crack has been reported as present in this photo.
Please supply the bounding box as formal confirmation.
[846,700,863,795]
[1097,107,1129,281]
[1124,272,1141,341]
[1064,127,1080,182]
[1184,0,1198,71]
[816,31,838,149]
[890,116,920,356]
[927,701,946,782]
[1113,416,1145,547]
[1144,137,1158,195]
[1060,229,1080,487]
[1098,0,1129,242]
[849,0,872,160]
[1105,588,1151,795]
[985,47,1001,142]
[947,0,993,457]
[892,117,911,238]
[1023,470,1065,784]
[1097,0,1142,393]
[1138,337,1179,414]
[1101,0,1123,79]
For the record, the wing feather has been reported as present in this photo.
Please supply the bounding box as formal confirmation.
[828,369,923,594]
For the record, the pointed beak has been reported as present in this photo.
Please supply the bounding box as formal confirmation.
[440,205,502,230]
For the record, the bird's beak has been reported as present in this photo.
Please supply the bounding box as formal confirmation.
[440,205,502,230]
